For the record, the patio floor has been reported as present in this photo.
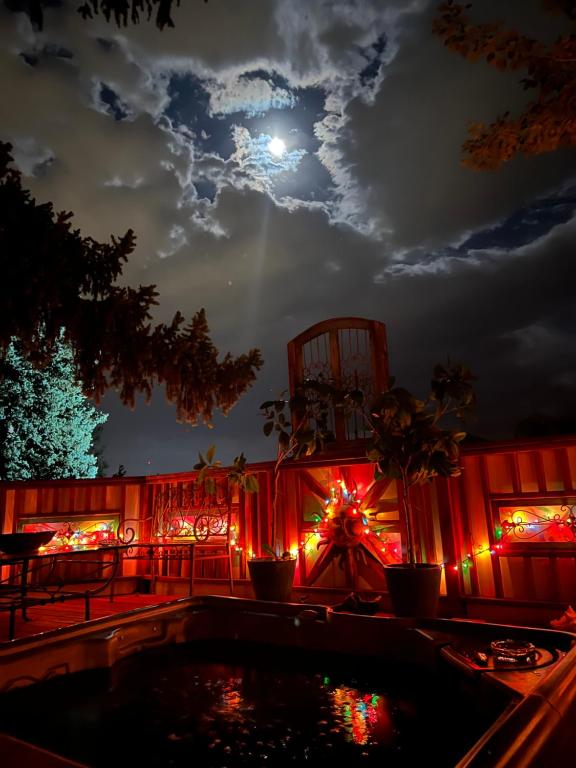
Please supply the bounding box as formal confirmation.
[0,580,393,645]
[0,593,181,644]
[1,581,564,646]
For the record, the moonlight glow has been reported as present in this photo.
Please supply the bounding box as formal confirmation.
[2,2,573,477]
[268,137,286,157]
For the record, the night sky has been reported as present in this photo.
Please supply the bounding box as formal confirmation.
[1,1,575,475]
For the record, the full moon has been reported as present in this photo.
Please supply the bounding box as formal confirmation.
[268,137,286,157]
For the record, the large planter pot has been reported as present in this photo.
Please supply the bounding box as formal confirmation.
[248,557,296,602]
[384,563,442,618]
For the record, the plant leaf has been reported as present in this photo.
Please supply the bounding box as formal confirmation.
[245,475,259,493]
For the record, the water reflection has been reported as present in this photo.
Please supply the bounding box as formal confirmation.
[201,668,396,757]
[330,685,394,746]
[217,678,244,716]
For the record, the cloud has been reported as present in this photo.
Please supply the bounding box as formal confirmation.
[208,74,297,117]
[10,136,55,176]
[231,126,306,182]
[344,0,576,250]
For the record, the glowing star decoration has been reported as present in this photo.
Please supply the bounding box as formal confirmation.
[319,483,369,549]
[268,136,286,157]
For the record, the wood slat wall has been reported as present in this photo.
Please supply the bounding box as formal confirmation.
[451,437,576,604]
[2,436,576,604]
[0,477,144,536]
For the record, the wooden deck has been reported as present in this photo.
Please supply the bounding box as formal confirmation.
[0,574,342,645]
[1,580,561,647]
[0,593,179,643]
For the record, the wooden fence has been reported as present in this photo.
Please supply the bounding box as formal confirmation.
[2,436,576,611]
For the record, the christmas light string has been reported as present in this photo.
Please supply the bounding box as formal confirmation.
[297,486,576,572]
[449,505,576,572]
[278,480,576,570]
[297,479,401,561]
[447,541,505,573]
[36,521,117,552]
[500,505,576,541]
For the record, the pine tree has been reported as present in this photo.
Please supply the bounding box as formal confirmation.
[0,340,108,480]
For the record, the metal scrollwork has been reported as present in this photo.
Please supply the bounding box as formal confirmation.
[116,518,138,544]
[502,504,576,542]
[151,478,231,542]
[192,515,210,541]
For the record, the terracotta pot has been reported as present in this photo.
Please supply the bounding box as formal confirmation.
[248,557,296,602]
[384,563,442,618]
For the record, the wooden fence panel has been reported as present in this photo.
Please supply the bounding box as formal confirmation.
[2,437,576,606]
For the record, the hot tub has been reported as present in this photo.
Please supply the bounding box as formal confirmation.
[0,596,575,767]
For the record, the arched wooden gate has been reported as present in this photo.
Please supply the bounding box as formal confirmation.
[286,318,395,590]
[287,317,389,445]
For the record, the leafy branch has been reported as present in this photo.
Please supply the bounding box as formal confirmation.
[259,364,475,565]
[193,445,259,496]
[260,378,342,556]
[0,142,262,425]
[433,1,576,169]
[361,362,476,564]
[4,0,199,30]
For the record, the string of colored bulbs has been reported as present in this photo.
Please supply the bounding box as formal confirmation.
[447,541,506,572]
[297,480,512,571]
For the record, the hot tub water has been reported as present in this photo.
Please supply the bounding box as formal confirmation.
[0,640,504,767]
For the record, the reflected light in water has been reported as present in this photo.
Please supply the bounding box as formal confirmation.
[330,685,394,746]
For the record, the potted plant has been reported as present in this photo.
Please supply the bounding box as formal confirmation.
[249,380,337,601]
[363,362,475,617]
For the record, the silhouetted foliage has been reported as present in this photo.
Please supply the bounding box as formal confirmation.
[260,364,476,564]
[0,141,262,424]
[261,378,342,556]
[78,0,184,29]
[3,0,201,30]
[364,362,475,565]
[434,1,576,169]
